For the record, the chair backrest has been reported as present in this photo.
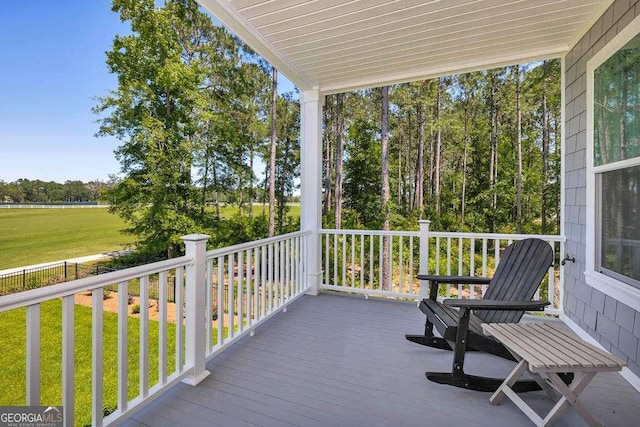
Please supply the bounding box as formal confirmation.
[475,238,554,324]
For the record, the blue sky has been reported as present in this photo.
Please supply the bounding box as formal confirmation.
[0,1,294,184]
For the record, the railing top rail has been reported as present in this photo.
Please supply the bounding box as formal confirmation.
[206,230,311,259]
[320,229,420,237]
[0,256,190,313]
[320,228,563,242]
[427,231,564,242]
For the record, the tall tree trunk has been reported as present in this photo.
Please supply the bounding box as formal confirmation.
[268,67,278,237]
[488,71,498,232]
[433,79,443,215]
[415,103,425,218]
[381,86,391,291]
[323,95,334,216]
[461,88,470,225]
[249,143,254,219]
[334,93,344,229]
[541,63,549,234]
[398,141,403,206]
[515,65,523,233]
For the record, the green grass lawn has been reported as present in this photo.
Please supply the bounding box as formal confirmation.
[0,209,134,269]
[0,299,179,427]
[0,205,301,270]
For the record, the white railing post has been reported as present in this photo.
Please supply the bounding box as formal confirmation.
[418,220,431,301]
[181,234,211,386]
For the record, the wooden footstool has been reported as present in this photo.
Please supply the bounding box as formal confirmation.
[482,322,625,427]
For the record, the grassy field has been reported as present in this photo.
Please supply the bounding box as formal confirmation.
[0,205,301,270]
[0,209,134,270]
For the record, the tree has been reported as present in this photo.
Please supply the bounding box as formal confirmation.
[380,85,390,290]
[268,67,278,237]
[95,0,212,257]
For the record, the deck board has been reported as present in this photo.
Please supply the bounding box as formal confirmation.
[123,293,640,427]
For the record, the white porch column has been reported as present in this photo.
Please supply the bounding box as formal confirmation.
[181,233,211,385]
[300,88,323,295]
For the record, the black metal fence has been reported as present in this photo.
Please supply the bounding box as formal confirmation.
[0,262,114,296]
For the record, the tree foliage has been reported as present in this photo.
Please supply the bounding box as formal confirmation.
[94,0,300,258]
[323,61,562,235]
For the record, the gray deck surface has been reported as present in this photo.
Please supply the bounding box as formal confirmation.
[123,293,640,427]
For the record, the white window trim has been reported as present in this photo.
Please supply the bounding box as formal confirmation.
[584,13,640,311]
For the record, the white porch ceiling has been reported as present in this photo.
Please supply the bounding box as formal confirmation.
[197,0,612,94]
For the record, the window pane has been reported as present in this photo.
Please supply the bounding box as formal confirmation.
[594,33,640,166]
[600,165,640,285]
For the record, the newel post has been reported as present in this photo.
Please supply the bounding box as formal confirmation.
[181,234,211,386]
[418,220,431,301]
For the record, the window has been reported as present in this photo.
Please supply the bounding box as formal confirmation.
[588,21,640,293]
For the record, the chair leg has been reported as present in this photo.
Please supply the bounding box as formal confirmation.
[405,310,452,350]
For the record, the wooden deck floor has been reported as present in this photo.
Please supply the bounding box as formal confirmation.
[123,293,640,427]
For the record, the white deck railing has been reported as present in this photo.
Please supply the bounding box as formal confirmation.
[0,231,309,427]
[320,221,565,314]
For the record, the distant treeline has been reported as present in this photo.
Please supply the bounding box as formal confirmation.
[0,178,117,203]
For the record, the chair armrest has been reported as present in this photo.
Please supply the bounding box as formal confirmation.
[417,275,491,301]
[416,275,491,285]
[443,299,550,311]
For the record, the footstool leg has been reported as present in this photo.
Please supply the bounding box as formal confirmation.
[544,372,602,427]
[490,359,528,405]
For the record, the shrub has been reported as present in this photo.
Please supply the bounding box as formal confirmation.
[131,304,140,314]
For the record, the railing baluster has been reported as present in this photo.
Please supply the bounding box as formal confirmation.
[286,239,291,300]
[217,258,224,346]
[175,266,184,372]
[158,272,167,385]
[238,251,244,332]
[261,246,267,319]
[139,276,149,398]
[399,236,404,292]
[360,234,365,289]
[446,237,452,276]
[435,236,441,275]
[228,254,235,338]
[278,241,284,304]
[378,235,383,290]
[246,250,252,328]
[254,247,260,322]
[369,234,374,288]
[268,243,273,313]
[274,242,280,306]
[333,233,338,287]
[388,235,393,291]
[91,290,103,427]
[409,236,414,294]
[26,304,40,406]
[117,281,128,412]
[62,295,74,427]
[205,259,212,352]
[351,234,356,288]
[342,233,347,287]
[324,234,329,286]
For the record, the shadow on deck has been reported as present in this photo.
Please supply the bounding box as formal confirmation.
[123,293,640,427]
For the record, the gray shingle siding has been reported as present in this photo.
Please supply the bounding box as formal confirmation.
[563,0,640,376]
